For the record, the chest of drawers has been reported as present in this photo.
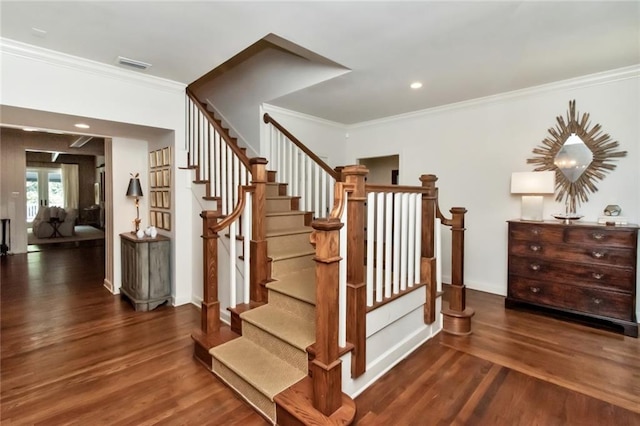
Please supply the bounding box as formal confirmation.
[506,220,638,337]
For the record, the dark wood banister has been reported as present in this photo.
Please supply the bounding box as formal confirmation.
[365,184,431,194]
[187,88,252,170]
[263,112,339,180]
[209,185,255,233]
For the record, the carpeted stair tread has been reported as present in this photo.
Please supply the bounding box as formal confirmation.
[270,247,316,261]
[266,210,308,217]
[241,305,315,352]
[267,268,316,305]
[211,338,307,399]
[266,227,312,238]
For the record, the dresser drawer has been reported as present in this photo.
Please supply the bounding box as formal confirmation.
[508,255,634,293]
[509,222,564,243]
[509,240,636,268]
[565,227,637,248]
[508,276,634,321]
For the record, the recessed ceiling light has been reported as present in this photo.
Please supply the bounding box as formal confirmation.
[74,123,90,129]
[410,82,423,89]
[117,56,152,70]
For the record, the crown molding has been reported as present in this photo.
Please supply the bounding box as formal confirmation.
[349,65,640,129]
[1,38,186,93]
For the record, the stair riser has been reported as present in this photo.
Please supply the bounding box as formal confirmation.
[266,198,292,213]
[271,254,315,278]
[267,290,316,324]
[265,214,306,232]
[266,183,285,197]
[242,321,308,373]
[268,232,314,257]
[212,360,276,423]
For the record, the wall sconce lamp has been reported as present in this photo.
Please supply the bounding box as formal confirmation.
[511,171,555,221]
[126,173,144,233]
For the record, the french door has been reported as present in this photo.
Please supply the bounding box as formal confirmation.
[26,168,63,222]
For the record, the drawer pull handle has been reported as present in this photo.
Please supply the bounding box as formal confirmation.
[592,272,604,280]
[592,298,602,305]
[530,263,541,271]
[591,251,605,259]
[530,228,540,236]
[530,287,541,294]
[592,232,605,241]
[529,244,541,252]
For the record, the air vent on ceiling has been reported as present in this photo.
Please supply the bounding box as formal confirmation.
[117,56,152,70]
[70,136,93,148]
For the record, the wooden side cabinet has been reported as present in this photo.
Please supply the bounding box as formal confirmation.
[120,232,171,311]
[506,220,638,337]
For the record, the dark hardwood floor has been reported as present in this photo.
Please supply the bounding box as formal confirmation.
[1,247,638,425]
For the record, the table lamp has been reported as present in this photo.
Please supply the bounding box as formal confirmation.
[511,171,555,221]
[126,173,144,233]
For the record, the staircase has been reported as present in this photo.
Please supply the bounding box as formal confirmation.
[210,173,316,424]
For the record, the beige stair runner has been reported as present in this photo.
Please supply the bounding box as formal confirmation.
[210,177,316,424]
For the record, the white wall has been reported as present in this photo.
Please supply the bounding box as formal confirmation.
[1,39,193,306]
[345,68,640,298]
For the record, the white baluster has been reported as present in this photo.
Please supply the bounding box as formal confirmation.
[392,192,401,294]
[400,193,409,291]
[414,194,422,282]
[384,192,393,299]
[314,164,320,218]
[229,220,237,308]
[407,193,416,287]
[321,171,327,217]
[376,192,384,302]
[243,193,252,304]
[366,192,375,307]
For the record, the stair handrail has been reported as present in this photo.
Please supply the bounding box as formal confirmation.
[187,88,251,170]
[263,113,339,180]
[263,112,338,219]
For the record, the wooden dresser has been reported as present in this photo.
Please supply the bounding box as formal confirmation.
[120,232,171,311]
[506,220,638,337]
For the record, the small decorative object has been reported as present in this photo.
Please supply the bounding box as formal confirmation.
[150,226,158,238]
[136,229,145,239]
[604,204,621,216]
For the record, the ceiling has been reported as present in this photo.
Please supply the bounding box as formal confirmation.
[1,1,639,125]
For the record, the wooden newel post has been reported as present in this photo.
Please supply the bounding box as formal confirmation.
[441,207,474,335]
[310,217,344,416]
[250,157,269,303]
[420,174,438,324]
[343,164,368,378]
[192,210,222,366]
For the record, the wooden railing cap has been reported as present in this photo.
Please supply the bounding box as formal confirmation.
[249,157,268,165]
[341,164,369,176]
[311,217,344,231]
[420,174,438,184]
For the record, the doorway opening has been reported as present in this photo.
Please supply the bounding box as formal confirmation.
[358,154,399,185]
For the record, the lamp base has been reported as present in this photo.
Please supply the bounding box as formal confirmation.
[521,195,544,221]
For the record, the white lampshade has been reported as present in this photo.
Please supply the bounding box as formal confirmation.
[511,171,555,221]
[510,171,555,194]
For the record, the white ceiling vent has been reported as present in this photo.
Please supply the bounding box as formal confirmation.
[117,56,152,70]
[70,136,93,148]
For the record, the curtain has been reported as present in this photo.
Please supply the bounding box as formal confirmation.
[61,164,79,209]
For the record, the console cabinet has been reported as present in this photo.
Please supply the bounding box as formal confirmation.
[506,220,638,337]
[120,232,171,311]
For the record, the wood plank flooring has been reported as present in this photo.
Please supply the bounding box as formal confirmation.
[2,246,639,425]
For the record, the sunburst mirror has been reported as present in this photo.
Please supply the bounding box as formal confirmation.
[527,100,626,215]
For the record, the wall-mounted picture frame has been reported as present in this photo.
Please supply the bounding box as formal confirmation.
[150,212,156,227]
[149,151,156,168]
[156,170,163,187]
[162,147,171,166]
[162,191,170,208]
[163,212,171,231]
[150,191,157,207]
[150,171,156,188]
[155,150,162,167]
[156,191,163,208]
[155,211,163,229]
[162,169,170,188]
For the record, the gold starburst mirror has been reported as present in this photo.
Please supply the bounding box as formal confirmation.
[527,100,626,215]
